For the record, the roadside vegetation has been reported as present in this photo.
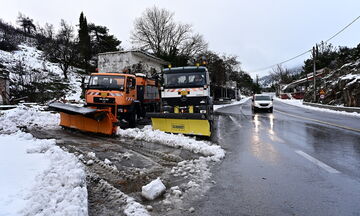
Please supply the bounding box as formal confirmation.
[0,8,259,104]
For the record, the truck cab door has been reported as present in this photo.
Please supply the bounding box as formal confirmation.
[126,77,137,101]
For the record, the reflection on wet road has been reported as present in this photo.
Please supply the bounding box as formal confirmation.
[193,99,360,216]
[251,114,280,164]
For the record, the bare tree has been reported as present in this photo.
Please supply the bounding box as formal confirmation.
[131,6,207,59]
[51,20,77,79]
[270,64,292,84]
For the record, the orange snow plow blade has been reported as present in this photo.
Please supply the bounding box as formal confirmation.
[49,102,118,135]
[59,112,117,135]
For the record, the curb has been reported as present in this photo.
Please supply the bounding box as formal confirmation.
[303,102,360,114]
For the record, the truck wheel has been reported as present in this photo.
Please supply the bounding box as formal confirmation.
[269,107,273,113]
[128,113,137,128]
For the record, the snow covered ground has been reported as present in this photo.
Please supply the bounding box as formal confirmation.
[0,104,60,133]
[275,98,360,117]
[0,106,88,216]
[213,97,251,111]
[0,103,226,215]
[0,132,87,216]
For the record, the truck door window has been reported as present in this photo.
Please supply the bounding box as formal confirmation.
[126,77,135,90]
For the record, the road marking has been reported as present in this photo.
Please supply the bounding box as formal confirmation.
[274,109,360,133]
[295,150,340,174]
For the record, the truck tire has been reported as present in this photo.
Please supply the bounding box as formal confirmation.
[128,112,137,128]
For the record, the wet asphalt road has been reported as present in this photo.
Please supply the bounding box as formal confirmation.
[193,99,360,216]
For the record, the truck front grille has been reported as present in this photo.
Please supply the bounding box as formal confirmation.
[94,97,115,104]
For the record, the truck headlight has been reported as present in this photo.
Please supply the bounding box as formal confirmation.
[162,105,173,113]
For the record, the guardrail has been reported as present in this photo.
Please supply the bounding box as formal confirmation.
[303,102,360,114]
[0,105,17,110]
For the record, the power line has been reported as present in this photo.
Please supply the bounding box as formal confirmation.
[247,15,360,73]
[248,49,311,72]
[325,15,360,43]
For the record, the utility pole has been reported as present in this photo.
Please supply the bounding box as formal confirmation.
[312,45,317,102]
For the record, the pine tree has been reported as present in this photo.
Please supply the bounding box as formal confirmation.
[88,23,121,54]
[78,12,91,74]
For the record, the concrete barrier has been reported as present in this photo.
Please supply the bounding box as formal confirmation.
[303,102,360,114]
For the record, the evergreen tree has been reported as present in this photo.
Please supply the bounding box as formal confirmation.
[88,23,121,54]
[78,12,91,74]
[16,13,36,34]
[303,41,337,74]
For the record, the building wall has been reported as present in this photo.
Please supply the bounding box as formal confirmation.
[98,52,164,76]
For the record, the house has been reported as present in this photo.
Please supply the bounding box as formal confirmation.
[97,50,169,76]
[0,68,9,105]
[279,68,329,99]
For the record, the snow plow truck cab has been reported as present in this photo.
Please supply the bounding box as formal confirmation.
[49,72,160,135]
[147,66,213,137]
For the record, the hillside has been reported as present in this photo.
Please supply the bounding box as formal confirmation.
[304,59,360,106]
[0,43,82,103]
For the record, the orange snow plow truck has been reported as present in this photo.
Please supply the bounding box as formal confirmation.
[49,72,160,135]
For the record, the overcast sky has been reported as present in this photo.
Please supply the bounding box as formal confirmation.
[1,0,359,77]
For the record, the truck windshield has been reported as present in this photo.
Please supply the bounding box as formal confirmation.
[88,75,125,91]
[255,95,271,101]
[164,72,206,88]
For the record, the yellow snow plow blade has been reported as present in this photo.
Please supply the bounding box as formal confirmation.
[148,113,211,136]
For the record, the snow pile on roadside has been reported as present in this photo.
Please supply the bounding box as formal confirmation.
[0,131,87,216]
[118,125,225,210]
[214,97,251,111]
[275,98,360,117]
[0,104,60,133]
[117,125,225,161]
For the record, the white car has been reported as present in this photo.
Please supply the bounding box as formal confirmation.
[252,94,273,113]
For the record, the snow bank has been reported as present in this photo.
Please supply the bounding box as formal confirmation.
[118,125,225,208]
[0,131,87,216]
[117,125,225,161]
[214,97,251,111]
[0,104,59,133]
[275,98,360,117]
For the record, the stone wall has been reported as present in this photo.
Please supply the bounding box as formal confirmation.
[0,69,9,104]
[304,61,360,107]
